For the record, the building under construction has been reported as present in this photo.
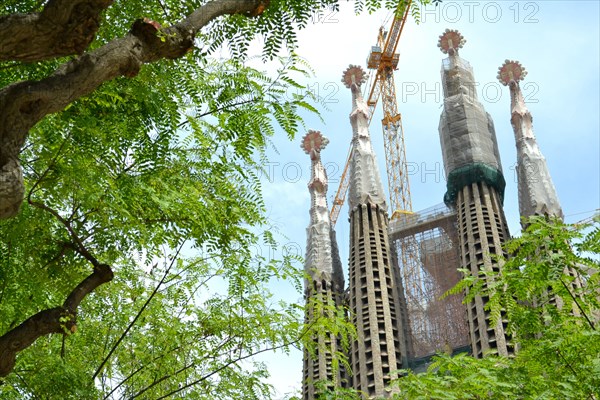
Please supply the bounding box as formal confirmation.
[300,27,569,399]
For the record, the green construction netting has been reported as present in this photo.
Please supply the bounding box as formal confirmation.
[444,163,506,206]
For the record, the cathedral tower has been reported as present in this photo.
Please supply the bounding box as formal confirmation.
[437,30,513,358]
[343,65,406,398]
[301,130,345,399]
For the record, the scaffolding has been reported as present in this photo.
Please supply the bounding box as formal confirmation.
[388,203,470,361]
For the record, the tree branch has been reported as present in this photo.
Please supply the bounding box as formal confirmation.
[140,320,317,399]
[92,243,184,379]
[0,0,114,62]
[102,346,182,400]
[559,278,596,331]
[0,193,114,377]
[0,263,113,377]
[155,339,302,399]
[27,198,99,268]
[0,0,270,219]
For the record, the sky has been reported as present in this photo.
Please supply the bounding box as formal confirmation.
[246,1,600,397]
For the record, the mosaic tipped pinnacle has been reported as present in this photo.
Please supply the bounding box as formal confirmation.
[437,29,466,55]
[341,65,367,89]
[301,129,329,156]
[497,59,528,86]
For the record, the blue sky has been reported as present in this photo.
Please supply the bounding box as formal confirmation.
[251,1,599,397]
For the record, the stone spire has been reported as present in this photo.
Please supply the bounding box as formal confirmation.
[343,65,406,398]
[302,130,345,290]
[437,30,513,359]
[301,130,344,400]
[498,60,564,220]
[498,61,582,314]
[343,65,387,211]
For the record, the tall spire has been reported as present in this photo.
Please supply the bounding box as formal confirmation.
[343,65,407,398]
[498,61,583,315]
[437,29,505,203]
[301,130,344,400]
[343,65,388,211]
[302,130,345,290]
[498,60,564,221]
[437,30,513,359]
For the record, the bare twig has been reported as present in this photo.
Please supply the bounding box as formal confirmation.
[92,243,184,379]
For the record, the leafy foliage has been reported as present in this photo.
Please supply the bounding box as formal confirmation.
[0,0,426,397]
[0,52,314,397]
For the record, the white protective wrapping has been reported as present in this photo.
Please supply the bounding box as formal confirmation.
[438,56,503,177]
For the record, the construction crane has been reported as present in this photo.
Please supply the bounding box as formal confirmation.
[330,0,413,224]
